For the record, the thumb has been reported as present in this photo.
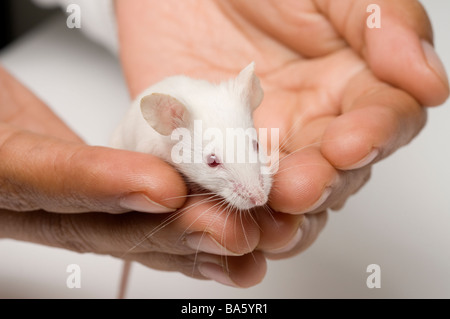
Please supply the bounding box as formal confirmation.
[320,0,449,106]
[364,0,449,106]
[0,124,187,213]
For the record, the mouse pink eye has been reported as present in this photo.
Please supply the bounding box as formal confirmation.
[207,154,221,168]
[253,140,259,152]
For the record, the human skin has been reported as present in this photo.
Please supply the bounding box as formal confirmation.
[0,0,448,289]
[115,0,448,285]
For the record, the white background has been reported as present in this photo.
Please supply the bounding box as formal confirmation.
[0,0,449,298]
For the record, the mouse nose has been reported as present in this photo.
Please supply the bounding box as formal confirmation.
[249,193,267,207]
[232,182,267,207]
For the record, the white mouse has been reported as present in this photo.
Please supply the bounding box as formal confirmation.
[110,62,272,210]
[110,62,273,298]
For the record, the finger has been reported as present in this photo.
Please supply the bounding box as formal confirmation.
[255,208,305,252]
[0,209,189,255]
[0,208,267,288]
[114,195,262,257]
[269,142,372,215]
[0,195,261,256]
[316,0,449,106]
[132,251,267,288]
[1,58,186,213]
[265,211,328,260]
[3,207,267,288]
[331,167,372,211]
[0,125,186,213]
[269,146,338,214]
[171,196,261,256]
[321,70,427,170]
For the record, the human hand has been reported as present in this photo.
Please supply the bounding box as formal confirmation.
[115,0,448,286]
[0,65,215,279]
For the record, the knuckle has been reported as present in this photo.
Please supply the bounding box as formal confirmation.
[0,128,37,211]
[113,214,163,254]
[0,180,38,211]
[136,227,165,253]
[42,213,94,253]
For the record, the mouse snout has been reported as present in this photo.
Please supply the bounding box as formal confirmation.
[233,181,267,208]
[249,192,267,207]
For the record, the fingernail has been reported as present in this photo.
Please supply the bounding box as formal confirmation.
[264,227,303,254]
[422,40,449,88]
[185,233,242,256]
[302,187,332,213]
[119,193,176,213]
[198,263,238,287]
[346,149,379,170]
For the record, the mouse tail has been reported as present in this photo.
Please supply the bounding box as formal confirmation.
[117,260,132,299]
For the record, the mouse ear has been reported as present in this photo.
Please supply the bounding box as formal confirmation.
[235,62,264,112]
[140,93,190,136]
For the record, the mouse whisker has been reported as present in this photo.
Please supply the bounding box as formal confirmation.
[262,115,308,161]
[122,196,221,256]
[221,207,236,274]
[260,204,279,229]
[246,208,261,232]
[162,192,217,201]
[273,163,333,175]
[184,198,230,276]
[276,125,301,152]
[270,141,323,167]
[270,116,306,152]
[238,208,259,264]
[179,196,228,242]
[210,199,232,275]
[267,136,343,175]
[279,136,346,163]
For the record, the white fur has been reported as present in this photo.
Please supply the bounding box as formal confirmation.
[110,62,272,210]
